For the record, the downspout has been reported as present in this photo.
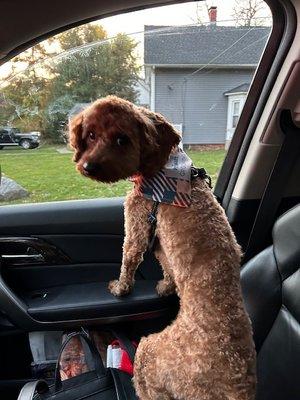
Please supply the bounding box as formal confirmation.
[150,66,155,111]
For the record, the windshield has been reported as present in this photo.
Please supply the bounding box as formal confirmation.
[10,128,20,134]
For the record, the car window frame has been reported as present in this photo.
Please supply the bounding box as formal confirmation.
[214,0,297,208]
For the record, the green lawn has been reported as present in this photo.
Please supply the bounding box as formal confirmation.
[0,146,226,205]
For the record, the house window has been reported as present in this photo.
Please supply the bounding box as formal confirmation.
[232,101,241,128]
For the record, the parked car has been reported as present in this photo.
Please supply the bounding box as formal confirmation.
[0,127,41,149]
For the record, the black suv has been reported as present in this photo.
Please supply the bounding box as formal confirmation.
[0,127,41,150]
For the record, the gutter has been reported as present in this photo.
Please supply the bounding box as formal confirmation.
[144,63,257,69]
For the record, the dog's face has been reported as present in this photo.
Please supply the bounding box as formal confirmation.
[69,96,180,183]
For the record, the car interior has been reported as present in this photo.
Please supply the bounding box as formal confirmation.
[0,0,300,399]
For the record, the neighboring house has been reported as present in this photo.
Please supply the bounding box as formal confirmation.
[144,10,271,146]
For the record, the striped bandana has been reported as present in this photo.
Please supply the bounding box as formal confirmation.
[131,147,193,207]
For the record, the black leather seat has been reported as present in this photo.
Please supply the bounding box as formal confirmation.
[241,204,300,400]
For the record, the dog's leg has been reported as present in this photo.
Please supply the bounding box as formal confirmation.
[108,195,150,297]
[108,236,148,296]
[156,271,175,297]
[155,246,176,296]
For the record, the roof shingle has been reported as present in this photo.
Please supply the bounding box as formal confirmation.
[144,25,271,66]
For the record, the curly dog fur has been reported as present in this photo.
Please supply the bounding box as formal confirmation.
[69,95,256,400]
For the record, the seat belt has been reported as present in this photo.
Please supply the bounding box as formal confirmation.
[244,109,300,261]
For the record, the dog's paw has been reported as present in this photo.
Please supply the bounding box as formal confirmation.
[108,280,131,297]
[156,279,176,297]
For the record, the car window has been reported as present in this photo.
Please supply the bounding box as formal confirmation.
[0,0,272,205]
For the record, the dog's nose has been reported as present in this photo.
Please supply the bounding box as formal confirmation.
[83,162,100,174]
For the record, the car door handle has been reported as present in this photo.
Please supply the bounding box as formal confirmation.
[1,253,45,265]
[0,237,71,266]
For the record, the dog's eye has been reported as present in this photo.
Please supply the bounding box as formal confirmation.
[116,134,130,146]
[88,132,96,141]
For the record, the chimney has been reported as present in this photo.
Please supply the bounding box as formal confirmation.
[208,6,217,24]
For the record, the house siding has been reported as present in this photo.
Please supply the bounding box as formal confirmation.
[154,68,255,144]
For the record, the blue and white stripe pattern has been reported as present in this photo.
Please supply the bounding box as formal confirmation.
[137,147,193,207]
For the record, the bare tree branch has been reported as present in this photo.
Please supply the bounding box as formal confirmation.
[232,0,265,27]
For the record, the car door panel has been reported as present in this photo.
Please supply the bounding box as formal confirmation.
[4,263,124,292]
[25,280,173,322]
[38,234,123,263]
[0,198,125,235]
[0,198,173,331]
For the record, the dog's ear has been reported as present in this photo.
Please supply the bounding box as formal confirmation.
[69,113,84,162]
[149,110,181,151]
[137,108,181,177]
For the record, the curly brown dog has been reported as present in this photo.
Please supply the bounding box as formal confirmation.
[69,95,256,400]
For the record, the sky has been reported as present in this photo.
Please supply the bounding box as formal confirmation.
[0,0,272,79]
[99,0,271,36]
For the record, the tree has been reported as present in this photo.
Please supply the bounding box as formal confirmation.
[0,43,54,133]
[232,0,265,27]
[44,24,140,141]
[50,25,139,101]
[58,24,107,50]
[0,23,140,143]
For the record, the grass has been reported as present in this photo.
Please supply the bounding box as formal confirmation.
[0,145,226,205]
